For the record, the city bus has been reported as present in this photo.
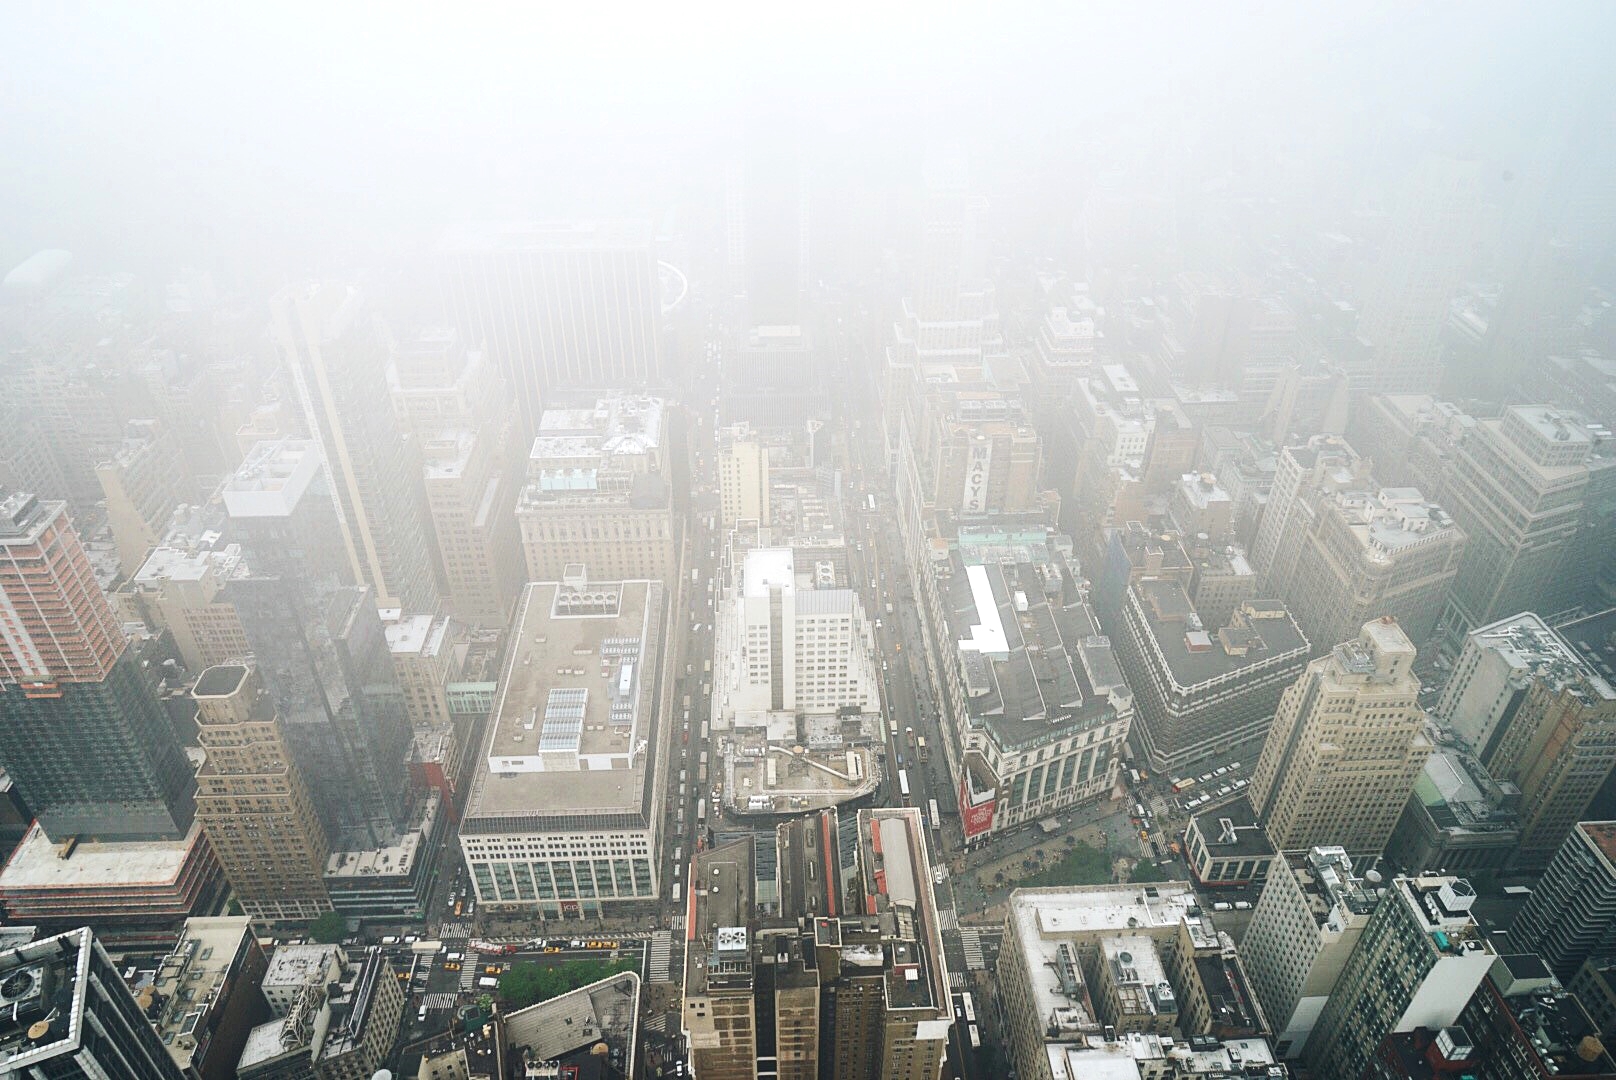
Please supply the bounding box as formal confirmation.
[697,799,707,824]
[928,798,941,831]
[968,1024,981,1050]
[1171,777,1197,793]
[917,736,928,762]
[898,770,910,801]
[867,494,876,513]
[961,991,976,1024]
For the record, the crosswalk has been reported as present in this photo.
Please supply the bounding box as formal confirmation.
[648,931,674,983]
[459,960,479,992]
[959,927,986,970]
[422,992,458,1010]
[935,905,959,932]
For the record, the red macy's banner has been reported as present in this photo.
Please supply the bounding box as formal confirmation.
[959,774,996,840]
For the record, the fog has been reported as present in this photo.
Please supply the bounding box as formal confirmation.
[5,2,1612,279]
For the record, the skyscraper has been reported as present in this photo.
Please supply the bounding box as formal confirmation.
[0,926,188,1079]
[223,443,413,847]
[1305,873,1496,1078]
[192,663,332,923]
[1509,821,1616,982]
[0,490,195,840]
[387,327,523,627]
[440,221,663,436]
[272,282,439,613]
[1352,154,1482,393]
[1249,618,1433,855]
[1441,612,1616,866]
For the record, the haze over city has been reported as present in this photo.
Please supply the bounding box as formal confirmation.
[1,4,1615,1080]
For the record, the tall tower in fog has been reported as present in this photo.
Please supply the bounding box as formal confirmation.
[727,104,811,328]
[0,490,195,840]
[272,283,440,613]
[1353,154,1482,393]
[439,221,663,437]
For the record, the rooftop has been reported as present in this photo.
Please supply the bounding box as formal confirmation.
[145,917,255,1071]
[941,543,1128,752]
[385,613,451,659]
[1130,580,1308,691]
[221,439,322,519]
[504,971,640,1074]
[464,579,660,822]
[0,821,202,890]
[684,837,755,997]
[1580,822,1616,870]
[1504,611,1616,700]
[1187,795,1276,860]
[0,927,101,1072]
[531,395,664,464]
[262,944,344,991]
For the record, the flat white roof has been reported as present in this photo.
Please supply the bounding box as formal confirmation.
[744,547,796,598]
[222,439,322,519]
[0,821,200,888]
[959,563,1008,656]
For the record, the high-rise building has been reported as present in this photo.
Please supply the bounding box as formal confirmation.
[1249,618,1433,855]
[1510,822,1616,982]
[1305,873,1496,1079]
[1384,745,1523,875]
[0,490,195,840]
[683,838,759,1080]
[1440,612,1616,866]
[192,664,332,923]
[223,441,414,847]
[272,282,440,613]
[148,916,273,1080]
[1242,847,1386,1059]
[1441,406,1599,640]
[459,575,666,914]
[1352,154,1483,393]
[121,541,251,674]
[1444,953,1616,1080]
[719,547,880,717]
[440,221,663,436]
[0,926,188,1080]
[1252,435,1464,650]
[95,419,189,579]
[717,422,770,526]
[1113,578,1309,773]
[517,395,676,583]
[387,327,522,628]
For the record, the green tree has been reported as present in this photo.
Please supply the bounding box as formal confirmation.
[498,958,637,1010]
[1128,860,1169,884]
[308,910,347,944]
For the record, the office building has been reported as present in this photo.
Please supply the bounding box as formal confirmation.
[1385,744,1522,875]
[1443,953,1616,1080]
[272,282,440,613]
[237,945,404,1080]
[459,574,666,914]
[440,220,663,436]
[385,614,460,730]
[719,547,880,718]
[920,531,1131,842]
[1305,873,1496,1078]
[1511,822,1616,981]
[517,395,676,583]
[1352,154,1482,393]
[147,916,273,1080]
[997,882,1215,1080]
[1114,579,1309,772]
[681,807,952,1080]
[387,327,522,628]
[122,541,251,674]
[95,419,189,579]
[0,820,224,933]
[1252,436,1464,650]
[1249,618,1433,855]
[1451,612,1616,866]
[0,490,196,840]
[1571,957,1616,1042]
[191,664,332,923]
[0,926,188,1079]
[320,788,445,920]
[223,443,414,847]
[1242,847,1384,1060]
[1442,406,1601,639]
[717,422,770,526]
